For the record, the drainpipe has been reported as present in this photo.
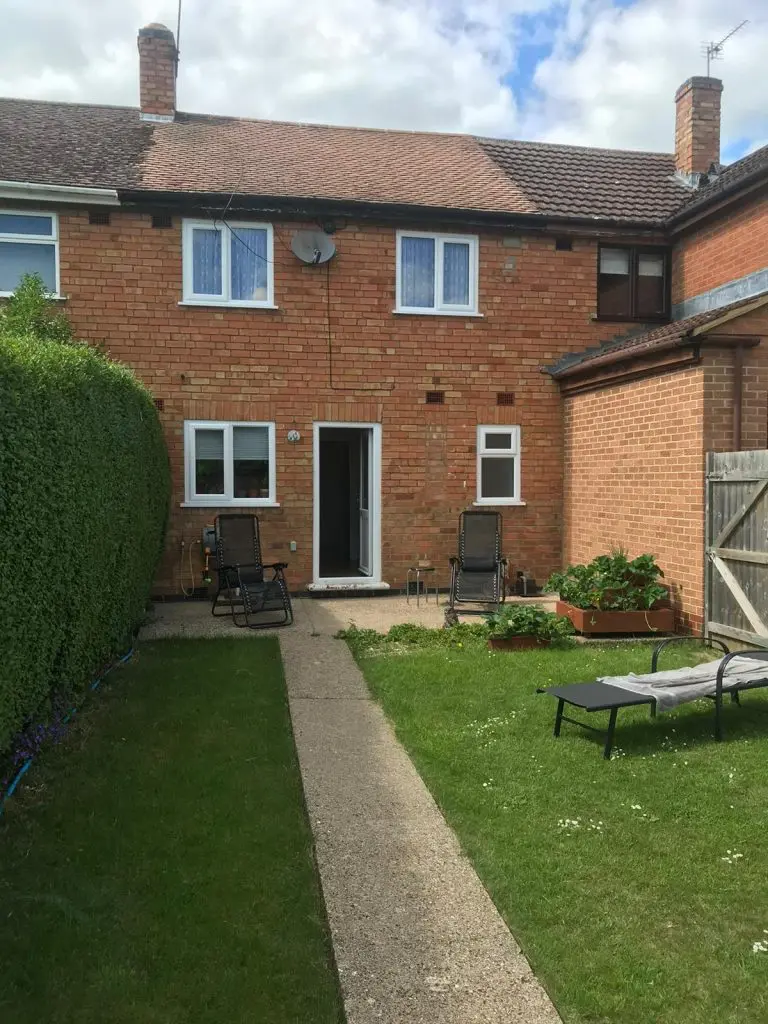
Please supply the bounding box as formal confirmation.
[732,345,744,451]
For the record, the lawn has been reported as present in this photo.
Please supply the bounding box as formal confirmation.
[346,629,768,1024]
[0,639,344,1024]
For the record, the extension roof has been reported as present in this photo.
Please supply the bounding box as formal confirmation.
[547,293,768,378]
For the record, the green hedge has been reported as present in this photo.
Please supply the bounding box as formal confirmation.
[0,333,169,754]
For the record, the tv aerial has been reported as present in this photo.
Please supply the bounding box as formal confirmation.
[291,230,337,265]
[702,21,748,76]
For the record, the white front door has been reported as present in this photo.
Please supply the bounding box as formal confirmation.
[358,428,372,575]
[313,422,382,585]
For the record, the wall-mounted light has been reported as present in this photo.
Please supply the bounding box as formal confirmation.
[287,429,301,443]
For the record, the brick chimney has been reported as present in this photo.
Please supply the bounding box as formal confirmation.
[138,23,177,121]
[675,76,723,180]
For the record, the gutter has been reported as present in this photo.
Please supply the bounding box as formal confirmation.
[0,180,120,206]
[115,188,668,234]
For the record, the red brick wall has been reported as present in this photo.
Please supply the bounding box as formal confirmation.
[703,310,768,452]
[563,309,768,629]
[563,369,707,630]
[37,206,638,594]
[672,191,768,304]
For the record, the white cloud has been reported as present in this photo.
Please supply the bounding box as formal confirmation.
[0,0,765,159]
[525,0,768,154]
[0,0,550,135]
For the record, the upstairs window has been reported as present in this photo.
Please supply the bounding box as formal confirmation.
[184,421,276,506]
[182,220,274,307]
[396,231,478,314]
[0,211,59,296]
[598,246,668,320]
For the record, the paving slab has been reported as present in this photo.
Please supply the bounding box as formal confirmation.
[282,623,562,1024]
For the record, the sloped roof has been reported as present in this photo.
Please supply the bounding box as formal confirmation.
[1,97,765,225]
[478,138,687,224]
[548,294,768,378]
[0,98,534,215]
[672,142,768,222]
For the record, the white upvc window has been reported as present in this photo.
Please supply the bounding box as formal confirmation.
[395,230,479,314]
[0,210,59,297]
[476,425,522,505]
[184,421,277,506]
[181,219,275,307]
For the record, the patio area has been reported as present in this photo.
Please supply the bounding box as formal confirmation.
[140,592,557,640]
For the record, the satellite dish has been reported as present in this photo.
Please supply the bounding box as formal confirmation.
[291,230,336,265]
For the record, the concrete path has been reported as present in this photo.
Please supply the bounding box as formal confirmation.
[140,597,561,1022]
[283,601,562,1024]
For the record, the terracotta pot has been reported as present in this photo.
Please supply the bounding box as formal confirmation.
[556,601,675,635]
[487,635,552,651]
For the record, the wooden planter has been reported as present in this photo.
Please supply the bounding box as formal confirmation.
[488,635,552,651]
[556,601,675,635]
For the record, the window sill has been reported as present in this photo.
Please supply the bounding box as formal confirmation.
[473,499,526,507]
[178,301,279,310]
[393,308,483,318]
[180,501,281,509]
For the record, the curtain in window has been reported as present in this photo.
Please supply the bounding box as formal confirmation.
[192,227,222,295]
[233,426,269,460]
[443,241,470,305]
[638,254,664,277]
[233,425,269,499]
[401,236,435,307]
[600,249,630,275]
[0,241,56,293]
[231,228,268,301]
[195,428,225,494]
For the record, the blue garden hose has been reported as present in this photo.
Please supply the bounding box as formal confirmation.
[0,647,134,816]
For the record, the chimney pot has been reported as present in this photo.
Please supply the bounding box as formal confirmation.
[138,23,177,122]
[675,76,722,181]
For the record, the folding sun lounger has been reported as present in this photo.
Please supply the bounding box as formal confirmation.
[541,637,768,759]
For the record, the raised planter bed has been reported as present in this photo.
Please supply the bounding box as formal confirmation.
[556,601,675,635]
[488,635,552,651]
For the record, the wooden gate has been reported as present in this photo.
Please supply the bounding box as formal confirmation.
[705,450,768,648]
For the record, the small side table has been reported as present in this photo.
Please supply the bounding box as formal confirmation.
[406,566,438,606]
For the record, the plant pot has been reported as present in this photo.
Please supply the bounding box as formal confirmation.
[487,635,552,651]
[556,601,675,635]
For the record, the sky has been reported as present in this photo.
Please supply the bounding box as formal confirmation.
[0,0,765,162]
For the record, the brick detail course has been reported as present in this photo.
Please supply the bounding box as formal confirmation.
[137,25,176,119]
[674,77,722,178]
[44,207,640,595]
[673,192,768,304]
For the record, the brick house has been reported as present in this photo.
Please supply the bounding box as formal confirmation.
[0,24,766,626]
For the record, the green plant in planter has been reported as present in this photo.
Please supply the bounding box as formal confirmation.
[485,604,575,641]
[545,550,668,611]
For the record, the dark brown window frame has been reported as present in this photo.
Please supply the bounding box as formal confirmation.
[596,244,670,322]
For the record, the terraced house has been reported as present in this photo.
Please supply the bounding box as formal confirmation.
[1,23,766,630]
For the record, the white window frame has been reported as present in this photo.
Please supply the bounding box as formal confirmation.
[183,420,278,507]
[475,425,523,506]
[395,229,479,315]
[0,209,60,298]
[181,219,275,308]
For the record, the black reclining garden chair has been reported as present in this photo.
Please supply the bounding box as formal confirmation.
[211,514,293,629]
[449,510,507,610]
[541,637,768,759]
